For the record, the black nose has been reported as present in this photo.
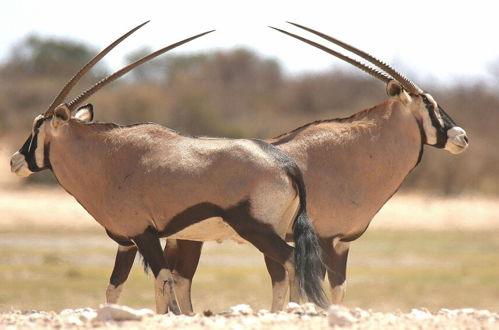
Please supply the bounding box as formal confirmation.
[10,158,13,167]
[464,136,469,144]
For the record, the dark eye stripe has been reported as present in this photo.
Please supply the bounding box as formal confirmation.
[20,117,48,172]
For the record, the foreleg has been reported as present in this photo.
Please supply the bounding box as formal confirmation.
[164,239,203,314]
[106,245,137,303]
[327,240,350,304]
[133,228,179,314]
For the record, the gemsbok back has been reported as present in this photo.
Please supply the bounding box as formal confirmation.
[9,22,328,313]
[106,22,469,313]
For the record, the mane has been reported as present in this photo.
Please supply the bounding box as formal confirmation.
[79,120,195,137]
[271,104,380,143]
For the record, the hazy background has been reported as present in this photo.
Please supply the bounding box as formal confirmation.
[1,1,498,194]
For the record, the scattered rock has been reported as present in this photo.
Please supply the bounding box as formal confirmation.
[228,304,254,316]
[203,309,214,317]
[408,308,432,321]
[301,303,320,315]
[2,305,499,329]
[95,304,154,322]
[328,304,356,327]
[286,302,303,314]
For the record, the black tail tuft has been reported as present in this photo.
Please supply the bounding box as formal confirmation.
[288,164,329,309]
[139,252,150,274]
[293,204,329,309]
[249,138,329,308]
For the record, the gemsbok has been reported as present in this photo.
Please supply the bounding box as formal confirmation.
[103,22,469,313]
[9,22,329,313]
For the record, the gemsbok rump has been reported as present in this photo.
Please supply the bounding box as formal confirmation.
[103,22,469,313]
[9,22,328,313]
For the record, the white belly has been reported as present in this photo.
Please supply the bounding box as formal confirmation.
[167,217,247,243]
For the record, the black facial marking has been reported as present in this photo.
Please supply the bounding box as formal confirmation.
[420,95,448,148]
[19,117,52,172]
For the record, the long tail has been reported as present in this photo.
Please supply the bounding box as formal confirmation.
[287,163,329,309]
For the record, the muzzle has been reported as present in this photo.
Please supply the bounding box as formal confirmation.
[10,151,33,177]
[445,126,469,154]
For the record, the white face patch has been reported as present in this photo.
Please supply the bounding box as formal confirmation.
[420,112,437,145]
[424,93,444,127]
[34,122,46,168]
[418,94,440,145]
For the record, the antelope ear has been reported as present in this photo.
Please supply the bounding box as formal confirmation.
[386,80,412,105]
[73,104,94,122]
[52,104,71,128]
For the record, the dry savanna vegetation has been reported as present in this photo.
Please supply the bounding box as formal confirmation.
[1,34,499,328]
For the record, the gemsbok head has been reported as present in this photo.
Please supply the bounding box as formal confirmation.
[271,22,468,155]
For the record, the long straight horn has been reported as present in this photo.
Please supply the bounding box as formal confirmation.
[45,21,150,115]
[286,22,423,94]
[67,30,215,111]
[269,26,392,84]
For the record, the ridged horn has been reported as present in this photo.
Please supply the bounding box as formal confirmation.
[67,30,215,111]
[286,22,423,94]
[45,21,150,115]
[269,26,392,85]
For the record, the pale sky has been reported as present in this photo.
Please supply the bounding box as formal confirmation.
[1,0,498,85]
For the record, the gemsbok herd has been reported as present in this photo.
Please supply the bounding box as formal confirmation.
[10,21,468,314]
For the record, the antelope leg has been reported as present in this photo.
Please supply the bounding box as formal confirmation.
[133,228,179,314]
[106,245,137,303]
[164,239,203,314]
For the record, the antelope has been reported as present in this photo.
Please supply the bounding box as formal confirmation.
[104,22,469,313]
[9,22,329,314]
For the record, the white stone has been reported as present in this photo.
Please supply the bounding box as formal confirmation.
[408,308,432,321]
[286,302,303,314]
[328,305,356,327]
[302,303,319,315]
[95,304,154,322]
[229,304,253,315]
[65,315,84,326]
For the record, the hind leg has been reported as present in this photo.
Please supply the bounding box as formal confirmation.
[164,239,203,314]
[225,201,298,312]
[133,228,179,314]
[264,256,289,311]
[106,245,137,303]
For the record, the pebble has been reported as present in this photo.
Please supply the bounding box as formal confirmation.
[95,303,154,322]
[228,304,254,316]
[328,304,356,327]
